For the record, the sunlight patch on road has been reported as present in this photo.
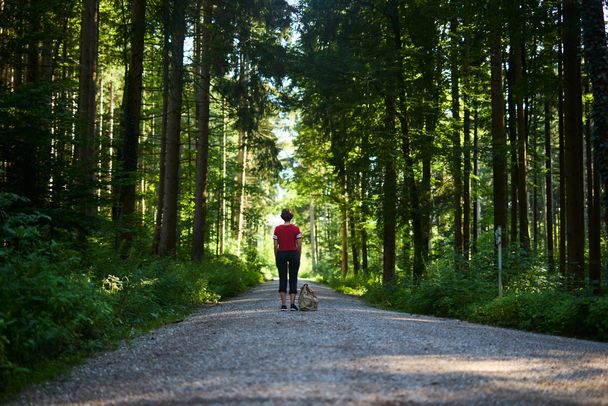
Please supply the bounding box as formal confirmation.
[331,354,608,393]
[334,355,532,375]
[383,316,443,323]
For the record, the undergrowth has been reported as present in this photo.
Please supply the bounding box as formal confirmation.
[315,237,608,343]
[0,194,268,399]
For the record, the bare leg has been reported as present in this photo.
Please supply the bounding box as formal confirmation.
[280,291,287,306]
[290,293,296,305]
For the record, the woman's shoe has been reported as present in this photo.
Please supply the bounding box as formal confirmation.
[290,303,299,311]
[280,305,287,311]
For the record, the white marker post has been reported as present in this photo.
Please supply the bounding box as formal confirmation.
[495,226,503,297]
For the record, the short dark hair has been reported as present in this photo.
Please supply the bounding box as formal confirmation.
[280,208,293,221]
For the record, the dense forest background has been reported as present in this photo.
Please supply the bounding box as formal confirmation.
[1,0,608,397]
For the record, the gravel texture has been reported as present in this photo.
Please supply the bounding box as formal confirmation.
[12,280,608,405]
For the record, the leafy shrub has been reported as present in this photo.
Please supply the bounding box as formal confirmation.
[1,249,264,397]
[321,241,608,343]
[0,253,113,387]
[364,283,398,308]
[587,297,608,340]
[470,291,608,339]
[312,258,340,284]
[0,196,266,398]
[360,272,489,320]
[205,254,265,298]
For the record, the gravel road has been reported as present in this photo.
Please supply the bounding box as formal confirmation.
[13,280,608,405]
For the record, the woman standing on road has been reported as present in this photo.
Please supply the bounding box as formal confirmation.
[273,208,302,311]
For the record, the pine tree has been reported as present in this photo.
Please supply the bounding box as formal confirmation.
[117,0,146,250]
[158,0,186,257]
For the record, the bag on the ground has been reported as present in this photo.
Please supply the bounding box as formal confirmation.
[298,283,318,311]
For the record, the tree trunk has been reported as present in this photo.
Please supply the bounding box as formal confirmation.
[186,101,193,239]
[360,169,369,272]
[51,25,72,209]
[75,0,99,218]
[420,15,440,262]
[192,0,212,261]
[462,30,472,261]
[463,102,471,260]
[108,82,116,218]
[158,0,186,257]
[382,95,397,285]
[490,0,508,249]
[562,0,585,287]
[558,26,567,275]
[450,18,463,257]
[360,227,368,272]
[117,0,146,250]
[421,61,438,262]
[387,0,424,280]
[309,199,317,271]
[153,0,170,254]
[533,121,539,253]
[325,205,331,260]
[347,174,360,275]
[544,100,555,271]
[472,108,480,252]
[513,34,531,252]
[97,76,104,211]
[235,48,247,257]
[585,96,601,293]
[349,204,359,276]
[382,162,397,284]
[340,196,349,278]
[36,4,53,202]
[422,105,436,261]
[219,97,227,255]
[19,0,43,204]
[25,0,40,85]
[508,49,519,246]
[591,146,601,293]
[235,137,247,256]
[581,0,607,293]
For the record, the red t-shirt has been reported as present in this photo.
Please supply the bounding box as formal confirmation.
[273,224,302,251]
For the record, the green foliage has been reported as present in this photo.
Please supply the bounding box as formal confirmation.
[0,254,112,369]
[471,292,608,340]
[314,258,376,297]
[204,253,266,298]
[587,298,608,338]
[0,197,51,256]
[0,199,265,399]
[320,244,608,342]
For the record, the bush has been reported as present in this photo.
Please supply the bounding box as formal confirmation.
[470,292,608,339]
[205,254,265,298]
[0,248,264,398]
[0,197,266,398]
[319,242,608,343]
[0,253,113,387]
[587,297,608,339]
